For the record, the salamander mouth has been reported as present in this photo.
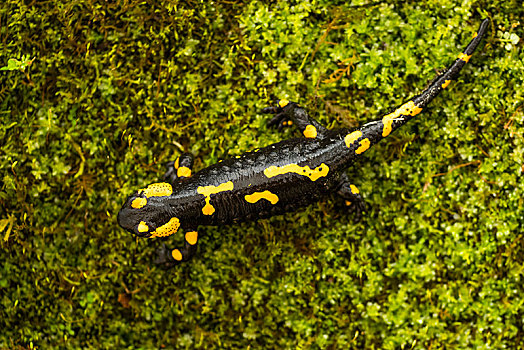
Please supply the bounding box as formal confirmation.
[134,228,152,238]
[117,209,154,238]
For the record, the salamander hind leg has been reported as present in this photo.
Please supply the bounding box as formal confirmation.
[154,230,199,268]
[262,99,328,139]
[162,152,194,185]
[336,174,366,222]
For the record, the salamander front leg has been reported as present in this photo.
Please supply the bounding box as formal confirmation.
[336,174,366,222]
[262,99,328,139]
[162,152,194,185]
[154,230,199,268]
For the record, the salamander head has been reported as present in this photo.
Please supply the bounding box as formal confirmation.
[117,182,180,238]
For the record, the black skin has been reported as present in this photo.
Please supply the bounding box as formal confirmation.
[117,19,489,267]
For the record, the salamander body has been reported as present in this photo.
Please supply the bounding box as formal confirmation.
[117,19,489,267]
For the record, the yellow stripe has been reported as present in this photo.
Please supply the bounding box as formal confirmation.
[151,217,180,237]
[344,130,362,148]
[197,181,234,215]
[245,190,279,205]
[441,80,451,89]
[264,163,329,182]
[138,182,173,198]
[355,138,370,154]
[458,52,472,63]
[382,101,423,137]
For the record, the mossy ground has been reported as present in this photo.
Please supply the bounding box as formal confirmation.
[1,0,523,348]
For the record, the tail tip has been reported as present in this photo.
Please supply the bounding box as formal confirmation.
[479,18,490,35]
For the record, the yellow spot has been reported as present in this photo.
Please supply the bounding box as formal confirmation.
[138,182,173,198]
[303,125,317,138]
[172,249,183,261]
[138,221,149,233]
[458,52,472,63]
[355,138,370,154]
[131,197,147,209]
[345,200,352,206]
[151,217,180,237]
[185,231,198,245]
[177,166,191,178]
[245,190,279,205]
[197,181,234,216]
[202,202,215,215]
[382,101,423,137]
[278,99,289,108]
[473,31,478,38]
[264,163,329,182]
[441,80,451,89]
[344,130,362,148]
[174,157,180,169]
[350,184,359,194]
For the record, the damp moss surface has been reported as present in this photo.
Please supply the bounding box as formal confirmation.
[1,0,523,348]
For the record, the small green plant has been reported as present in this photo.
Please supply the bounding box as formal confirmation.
[500,30,520,51]
[0,55,34,72]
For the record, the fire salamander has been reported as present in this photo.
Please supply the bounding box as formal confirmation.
[118,19,489,267]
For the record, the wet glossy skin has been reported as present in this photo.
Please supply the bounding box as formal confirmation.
[117,19,489,267]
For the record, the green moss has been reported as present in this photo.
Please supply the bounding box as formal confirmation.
[1,0,523,348]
